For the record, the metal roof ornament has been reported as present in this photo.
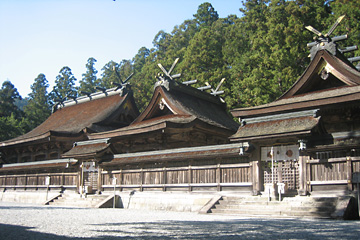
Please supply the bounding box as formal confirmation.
[306,15,348,60]
[306,15,360,70]
[205,78,226,103]
[111,66,134,94]
[156,58,181,82]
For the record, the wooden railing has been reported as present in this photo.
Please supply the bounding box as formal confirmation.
[0,172,78,190]
[307,156,360,191]
[101,163,253,192]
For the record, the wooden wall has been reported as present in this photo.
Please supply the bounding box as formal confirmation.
[0,172,78,190]
[101,157,253,192]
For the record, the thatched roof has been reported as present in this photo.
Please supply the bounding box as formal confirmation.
[1,89,139,147]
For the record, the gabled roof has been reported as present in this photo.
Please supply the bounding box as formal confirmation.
[280,50,360,99]
[231,50,360,118]
[89,80,239,140]
[0,88,139,147]
[0,158,77,171]
[102,143,249,166]
[134,81,239,131]
[230,110,320,142]
[62,138,113,159]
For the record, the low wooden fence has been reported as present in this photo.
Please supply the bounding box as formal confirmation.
[101,162,253,192]
[308,156,360,191]
[0,172,78,190]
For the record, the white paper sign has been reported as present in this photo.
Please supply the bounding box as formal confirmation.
[45,176,50,185]
[83,162,98,172]
[261,145,299,161]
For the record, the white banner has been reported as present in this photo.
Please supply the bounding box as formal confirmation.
[82,162,98,172]
[261,145,299,161]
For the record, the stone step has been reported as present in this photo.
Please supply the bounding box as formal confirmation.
[209,196,338,219]
[211,208,332,218]
[48,194,109,208]
[216,201,336,210]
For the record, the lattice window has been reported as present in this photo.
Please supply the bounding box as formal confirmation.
[264,160,299,190]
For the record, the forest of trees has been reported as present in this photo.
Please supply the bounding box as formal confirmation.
[0,0,359,141]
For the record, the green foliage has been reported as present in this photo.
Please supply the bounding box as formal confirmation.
[2,0,360,142]
[193,2,219,27]
[105,0,359,110]
[52,66,77,100]
[23,74,51,130]
[0,80,23,118]
[100,60,120,89]
[79,57,100,94]
[0,114,28,142]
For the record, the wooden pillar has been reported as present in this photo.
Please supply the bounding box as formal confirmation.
[97,167,102,194]
[188,161,192,192]
[298,152,310,195]
[24,174,27,190]
[119,169,123,192]
[77,169,81,194]
[346,157,353,191]
[250,160,260,195]
[140,167,143,192]
[216,163,221,191]
[162,167,167,192]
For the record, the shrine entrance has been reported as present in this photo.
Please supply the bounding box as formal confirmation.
[261,145,300,192]
[81,161,99,194]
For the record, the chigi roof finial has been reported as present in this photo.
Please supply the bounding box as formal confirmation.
[305,15,347,59]
[305,15,360,70]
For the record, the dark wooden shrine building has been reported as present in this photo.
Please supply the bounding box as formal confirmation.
[231,48,360,196]
[1,19,360,214]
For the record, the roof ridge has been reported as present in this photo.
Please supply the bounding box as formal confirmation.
[55,87,127,110]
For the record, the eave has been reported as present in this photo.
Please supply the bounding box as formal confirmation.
[231,85,360,118]
[0,158,78,171]
[0,131,86,148]
[102,143,250,166]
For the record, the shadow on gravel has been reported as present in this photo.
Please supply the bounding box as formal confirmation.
[87,218,360,240]
[0,206,84,210]
[0,223,73,240]
[1,218,359,240]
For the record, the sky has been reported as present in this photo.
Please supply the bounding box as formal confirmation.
[0,0,243,98]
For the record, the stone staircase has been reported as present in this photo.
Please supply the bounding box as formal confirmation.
[209,195,356,219]
[47,192,110,208]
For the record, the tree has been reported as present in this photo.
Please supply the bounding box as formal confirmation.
[193,2,219,28]
[0,114,27,142]
[0,80,23,118]
[79,57,99,94]
[23,74,51,130]
[99,60,120,89]
[51,66,77,100]
[180,19,227,89]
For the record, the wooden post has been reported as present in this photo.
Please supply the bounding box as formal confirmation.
[162,167,167,192]
[216,163,221,192]
[119,169,123,192]
[298,153,310,195]
[140,167,143,192]
[251,161,260,195]
[306,156,311,193]
[188,162,192,192]
[97,167,102,194]
[346,157,353,191]
[36,174,39,190]
[24,174,27,190]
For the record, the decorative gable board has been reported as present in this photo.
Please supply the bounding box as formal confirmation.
[280,50,360,99]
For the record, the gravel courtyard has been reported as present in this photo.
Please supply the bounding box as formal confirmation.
[0,202,359,239]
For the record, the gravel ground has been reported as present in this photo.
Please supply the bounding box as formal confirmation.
[0,202,359,239]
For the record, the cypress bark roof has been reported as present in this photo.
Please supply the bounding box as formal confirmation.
[62,139,113,159]
[0,89,139,147]
[89,80,239,140]
[230,116,320,141]
[231,50,360,118]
